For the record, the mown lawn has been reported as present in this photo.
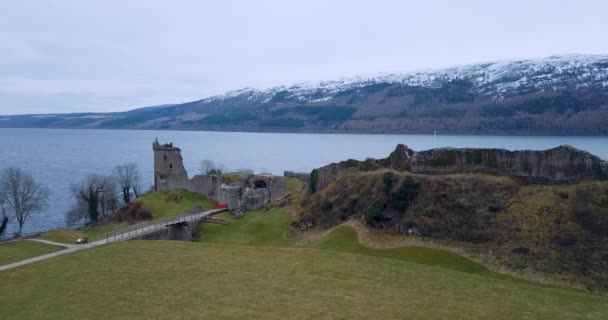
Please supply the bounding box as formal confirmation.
[138,189,215,219]
[0,241,606,320]
[0,241,62,265]
[37,225,122,244]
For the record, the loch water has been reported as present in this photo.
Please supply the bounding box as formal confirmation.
[1,128,607,235]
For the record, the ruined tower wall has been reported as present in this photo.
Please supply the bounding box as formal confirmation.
[153,141,189,191]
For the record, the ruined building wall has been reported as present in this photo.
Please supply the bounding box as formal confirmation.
[153,141,189,191]
[188,174,222,200]
[152,140,288,212]
[397,145,608,183]
[311,144,608,192]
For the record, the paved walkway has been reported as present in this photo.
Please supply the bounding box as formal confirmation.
[0,208,226,272]
[25,238,77,248]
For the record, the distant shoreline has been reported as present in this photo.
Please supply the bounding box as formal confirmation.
[1,126,607,137]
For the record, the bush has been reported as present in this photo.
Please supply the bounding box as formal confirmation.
[104,202,153,224]
[366,200,386,224]
[382,172,395,197]
[389,177,420,211]
[309,169,319,194]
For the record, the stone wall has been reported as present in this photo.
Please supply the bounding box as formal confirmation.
[152,140,288,214]
[188,174,222,200]
[398,145,608,183]
[284,171,310,184]
[133,221,199,241]
[153,140,189,191]
[311,144,608,192]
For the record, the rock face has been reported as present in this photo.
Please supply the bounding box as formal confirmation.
[311,144,608,191]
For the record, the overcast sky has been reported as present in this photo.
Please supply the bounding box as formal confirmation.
[1,0,607,115]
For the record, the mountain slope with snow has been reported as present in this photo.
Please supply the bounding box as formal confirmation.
[2,54,608,135]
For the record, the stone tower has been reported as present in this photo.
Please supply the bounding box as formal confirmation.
[153,138,189,191]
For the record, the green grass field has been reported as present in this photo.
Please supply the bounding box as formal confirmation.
[0,241,62,265]
[138,189,215,219]
[196,208,293,247]
[2,197,607,319]
[198,209,491,275]
[0,241,606,319]
[37,225,122,244]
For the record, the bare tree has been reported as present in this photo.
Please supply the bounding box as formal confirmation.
[113,162,143,203]
[0,198,9,237]
[0,167,49,236]
[199,159,226,175]
[66,174,118,227]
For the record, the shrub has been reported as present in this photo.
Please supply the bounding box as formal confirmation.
[309,169,319,194]
[105,202,153,224]
[366,200,386,224]
[382,172,395,197]
[389,177,420,211]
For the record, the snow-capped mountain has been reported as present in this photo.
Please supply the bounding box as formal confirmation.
[2,54,608,135]
[204,54,608,103]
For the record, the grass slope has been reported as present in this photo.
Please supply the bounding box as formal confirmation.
[0,241,61,265]
[37,225,121,244]
[308,225,488,274]
[199,209,495,276]
[138,189,215,219]
[196,208,293,247]
[32,190,213,246]
[1,241,606,320]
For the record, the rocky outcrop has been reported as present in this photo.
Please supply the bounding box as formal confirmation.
[310,144,608,192]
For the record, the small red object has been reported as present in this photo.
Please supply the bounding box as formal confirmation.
[213,203,230,209]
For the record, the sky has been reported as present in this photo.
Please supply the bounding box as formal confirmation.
[1,0,607,115]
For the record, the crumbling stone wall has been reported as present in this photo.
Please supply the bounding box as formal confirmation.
[133,221,199,241]
[400,145,608,183]
[188,174,222,200]
[216,184,242,209]
[243,174,287,201]
[311,144,608,192]
[153,139,189,191]
[284,171,310,183]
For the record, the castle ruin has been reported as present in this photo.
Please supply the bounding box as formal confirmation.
[310,144,608,192]
[153,139,287,213]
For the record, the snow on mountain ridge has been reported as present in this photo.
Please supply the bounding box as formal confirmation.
[204,54,608,104]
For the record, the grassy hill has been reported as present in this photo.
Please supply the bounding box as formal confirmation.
[302,171,608,290]
[33,190,215,245]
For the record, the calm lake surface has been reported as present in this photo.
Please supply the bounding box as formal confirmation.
[1,128,607,235]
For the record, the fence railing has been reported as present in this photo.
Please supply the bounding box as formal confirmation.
[96,208,226,243]
[0,208,227,243]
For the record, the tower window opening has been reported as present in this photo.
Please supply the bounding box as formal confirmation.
[169,164,173,168]
[163,154,167,161]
